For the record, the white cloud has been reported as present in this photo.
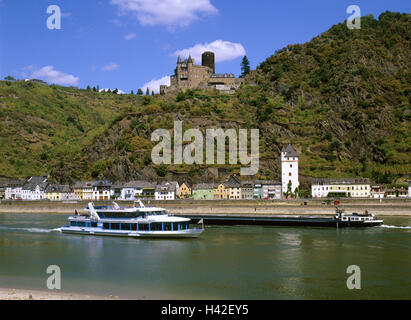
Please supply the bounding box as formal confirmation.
[141,76,170,94]
[173,40,246,63]
[29,66,79,86]
[102,62,119,71]
[111,0,218,28]
[124,33,136,40]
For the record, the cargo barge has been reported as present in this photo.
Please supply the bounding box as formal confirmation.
[183,208,383,228]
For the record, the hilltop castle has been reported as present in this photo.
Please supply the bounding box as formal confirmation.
[160,51,245,95]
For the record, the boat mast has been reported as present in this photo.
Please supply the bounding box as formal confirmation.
[87,202,100,221]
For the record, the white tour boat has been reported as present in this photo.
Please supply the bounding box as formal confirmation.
[60,201,204,239]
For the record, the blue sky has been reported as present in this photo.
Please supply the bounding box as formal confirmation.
[0,0,409,93]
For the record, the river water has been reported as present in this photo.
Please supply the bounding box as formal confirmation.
[0,213,410,300]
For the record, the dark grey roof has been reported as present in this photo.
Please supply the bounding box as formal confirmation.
[226,175,241,185]
[23,176,48,191]
[73,181,96,189]
[260,180,281,186]
[224,182,241,188]
[124,181,157,189]
[46,184,72,193]
[155,182,178,192]
[195,183,218,190]
[93,180,112,187]
[241,181,254,187]
[282,144,298,157]
[253,180,281,187]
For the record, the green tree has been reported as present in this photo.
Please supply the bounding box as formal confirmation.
[137,89,143,95]
[146,88,150,96]
[4,75,16,81]
[151,90,155,96]
[131,90,134,95]
[240,56,251,78]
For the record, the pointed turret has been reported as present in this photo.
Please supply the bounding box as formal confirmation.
[187,55,193,64]
[177,55,181,64]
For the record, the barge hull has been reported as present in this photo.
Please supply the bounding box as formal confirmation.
[184,216,383,228]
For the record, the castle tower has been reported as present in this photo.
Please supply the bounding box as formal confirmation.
[202,51,215,74]
[281,144,299,197]
[187,55,194,64]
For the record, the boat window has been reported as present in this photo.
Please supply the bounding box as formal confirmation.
[111,223,120,230]
[164,223,172,231]
[91,222,98,228]
[71,221,86,227]
[131,224,137,231]
[151,223,162,231]
[139,224,149,231]
[101,212,142,219]
[103,223,110,230]
[121,223,131,230]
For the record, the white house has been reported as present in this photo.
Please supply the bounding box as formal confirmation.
[92,180,112,201]
[5,180,25,200]
[371,185,385,199]
[155,182,179,201]
[120,181,157,200]
[73,181,95,200]
[262,181,282,200]
[311,178,371,198]
[281,144,299,197]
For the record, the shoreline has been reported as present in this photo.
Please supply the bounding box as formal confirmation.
[0,199,410,216]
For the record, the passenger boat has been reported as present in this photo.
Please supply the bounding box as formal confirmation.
[60,201,204,238]
[185,207,384,228]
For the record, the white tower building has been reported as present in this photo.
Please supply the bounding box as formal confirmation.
[281,144,299,197]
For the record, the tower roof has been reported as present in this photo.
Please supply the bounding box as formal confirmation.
[282,144,298,157]
[187,55,193,63]
[177,55,181,64]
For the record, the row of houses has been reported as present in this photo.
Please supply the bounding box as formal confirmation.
[0,176,285,201]
[0,145,301,202]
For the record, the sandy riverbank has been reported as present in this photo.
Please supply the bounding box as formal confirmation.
[0,287,122,300]
[0,199,410,216]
